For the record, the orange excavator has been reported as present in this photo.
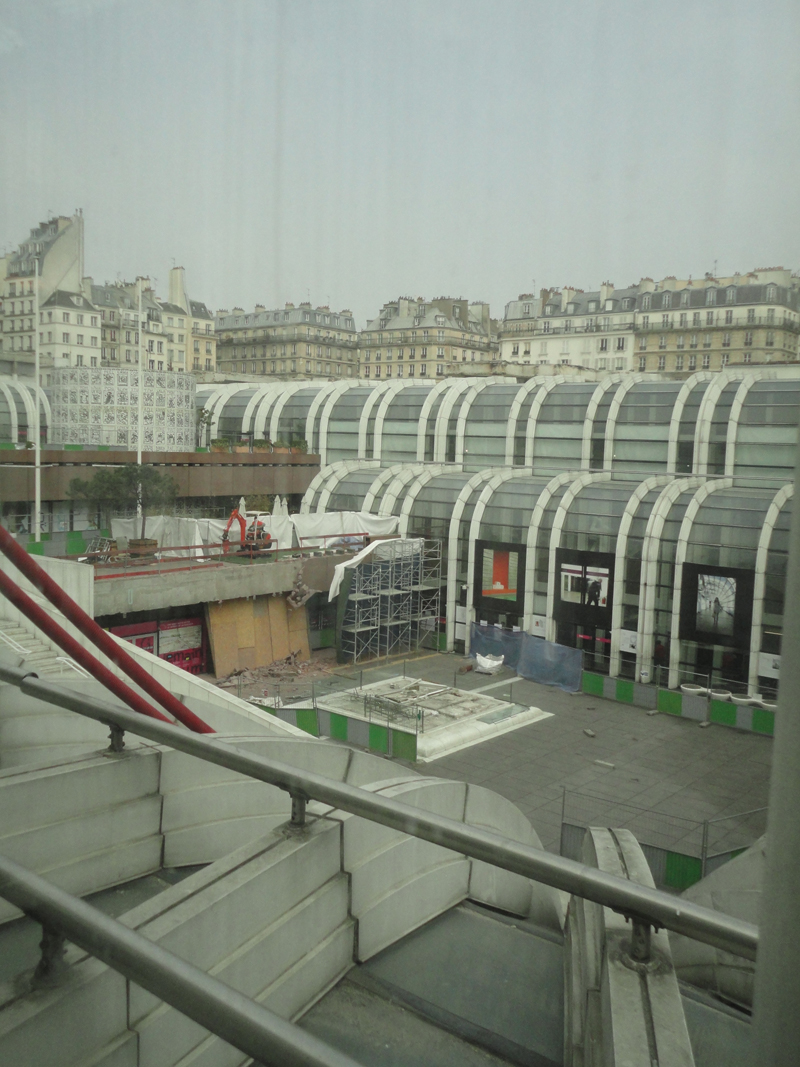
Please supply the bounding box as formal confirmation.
[221,506,273,556]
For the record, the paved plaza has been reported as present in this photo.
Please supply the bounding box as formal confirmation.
[355,652,773,854]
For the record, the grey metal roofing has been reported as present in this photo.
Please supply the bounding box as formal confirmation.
[159,302,187,315]
[40,289,97,311]
[189,300,213,319]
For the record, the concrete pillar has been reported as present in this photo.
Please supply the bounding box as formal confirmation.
[751,434,800,1063]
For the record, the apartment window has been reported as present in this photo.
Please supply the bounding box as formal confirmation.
[148,359,155,369]
[663,293,671,309]
[599,338,608,352]
[725,310,733,325]
[125,349,132,362]
[157,341,163,354]
[90,356,97,368]
[638,356,646,371]
[726,288,735,304]
[436,364,444,375]
[157,360,163,371]
[702,352,710,368]
[76,334,84,345]
[543,321,550,333]
[614,357,624,370]
[76,314,84,325]
[662,315,671,328]
[420,364,427,376]
[679,313,688,327]
[706,289,716,305]
[676,354,684,371]
[511,344,519,356]
[642,294,651,310]
[659,335,667,349]
[693,312,701,326]
[62,332,69,343]
[642,315,649,328]
[706,311,714,325]
[658,354,665,370]
[639,336,647,350]
[744,352,751,364]
[688,354,697,370]
[75,353,82,366]
[703,333,711,348]
[615,337,625,351]
[205,342,212,354]
[722,332,731,347]
[147,339,154,352]
[62,312,70,323]
[767,286,777,301]
[271,360,276,372]
[746,308,755,324]
[766,331,775,347]
[680,291,690,307]
[744,331,753,346]
[689,334,697,348]
[767,308,775,324]
[677,335,685,349]
[722,352,730,366]
[91,316,98,327]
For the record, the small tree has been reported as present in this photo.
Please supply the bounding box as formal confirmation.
[68,464,178,540]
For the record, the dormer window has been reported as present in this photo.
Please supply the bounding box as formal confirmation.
[642,294,651,310]
[663,293,671,309]
[726,287,736,304]
[680,291,690,307]
[604,299,614,311]
[706,288,717,305]
[621,299,630,311]
[523,303,531,315]
[588,301,598,312]
[567,302,577,314]
[545,304,554,315]
[767,285,777,301]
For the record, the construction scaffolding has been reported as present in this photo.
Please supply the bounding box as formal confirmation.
[339,538,442,663]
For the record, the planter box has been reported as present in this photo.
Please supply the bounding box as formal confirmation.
[129,538,158,558]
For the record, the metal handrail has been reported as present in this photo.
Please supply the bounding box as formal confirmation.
[0,665,758,962]
[0,853,358,1067]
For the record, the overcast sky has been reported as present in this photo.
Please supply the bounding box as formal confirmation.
[1,0,798,324]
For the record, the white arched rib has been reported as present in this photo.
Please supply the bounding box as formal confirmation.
[667,478,735,689]
[523,470,576,638]
[503,378,542,466]
[635,476,706,679]
[724,371,770,477]
[315,458,381,514]
[523,376,565,467]
[454,377,504,465]
[372,380,413,462]
[693,370,744,474]
[748,483,793,691]
[665,372,712,473]
[608,475,673,677]
[580,375,624,469]
[602,373,650,470]
[415,380,451,461]
[433,379,476,463]
[546,472,613,642]
[357,380,393,459]
[397,464,452,538]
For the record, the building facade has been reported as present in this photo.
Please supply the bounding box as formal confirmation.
[0,213,85,379]
[215,304,357,380]
[360,297,497,381]
[498,269,799,378]
[634,269,799,374]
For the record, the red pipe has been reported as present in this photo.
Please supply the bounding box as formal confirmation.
[0,570,173,725]
[0,525,213,733]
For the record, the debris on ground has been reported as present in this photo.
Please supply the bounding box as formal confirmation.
[457,664,474,674]
[594,760,615,769]
[583,728,596,738]
[211,647,339,704]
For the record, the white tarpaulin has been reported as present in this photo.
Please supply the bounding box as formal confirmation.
[328,537,423,601]
[292,511,399,549]
[111,516,205,558]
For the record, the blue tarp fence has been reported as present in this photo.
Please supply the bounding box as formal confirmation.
[470,624,583,693]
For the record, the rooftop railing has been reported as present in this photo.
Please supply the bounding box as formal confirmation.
[0,662,759,1065]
